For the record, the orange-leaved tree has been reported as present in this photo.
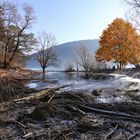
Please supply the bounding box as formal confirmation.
[96,18,140,69]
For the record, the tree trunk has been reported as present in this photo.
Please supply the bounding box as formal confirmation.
[42,68,45,74]
[119,62,121,70]
[135,64,140,69]
[119,62,124,70]
[76,65,79,72]
[42,68,46,79]
[3,60,9,69]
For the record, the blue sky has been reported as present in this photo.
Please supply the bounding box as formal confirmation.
[13,0,125,44]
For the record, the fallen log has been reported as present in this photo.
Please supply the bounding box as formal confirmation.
[75,104,140,123]
[14,84,73,103]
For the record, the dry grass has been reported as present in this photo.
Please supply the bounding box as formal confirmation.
[0,68,37,102]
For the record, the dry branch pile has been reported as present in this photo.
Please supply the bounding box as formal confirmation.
[0,87,140,140]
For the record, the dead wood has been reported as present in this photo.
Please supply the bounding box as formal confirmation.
[48,94,55,103]
[75,104,140,123]
[0,120,27,129]
[14,84,73,103]
[1,85,140,139]
[104,124,118,140]
[128,133,137,140]
[52,128,73,140]
[23,130,47,139]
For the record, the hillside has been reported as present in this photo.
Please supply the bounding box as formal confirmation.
[26,39,99,71]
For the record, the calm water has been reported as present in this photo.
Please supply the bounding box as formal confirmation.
[26,72,135,103]
[28,72,84,89]
[27,72,114,90]
[40,72,81,81]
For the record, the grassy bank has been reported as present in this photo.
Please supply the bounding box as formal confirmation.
[0,68,38,102]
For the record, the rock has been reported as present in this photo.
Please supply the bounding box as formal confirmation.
[92,90,101,96]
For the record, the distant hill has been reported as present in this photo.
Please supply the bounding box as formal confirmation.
[26,39,99,71]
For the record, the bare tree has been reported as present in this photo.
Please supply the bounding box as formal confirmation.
[96,61,107,70]
[75,45,107,74]
[75,45,95,77]
[124,0,140,32]
[37,32,57,75]
[73,55,79,72]
[0,1,36,68]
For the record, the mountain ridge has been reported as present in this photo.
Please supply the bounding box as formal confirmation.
[26,39,99,70]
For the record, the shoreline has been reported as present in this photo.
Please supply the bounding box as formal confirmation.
[0,68,140,139]
[0,68,39,102]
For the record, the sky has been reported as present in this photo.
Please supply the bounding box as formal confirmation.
[12,0,125,44]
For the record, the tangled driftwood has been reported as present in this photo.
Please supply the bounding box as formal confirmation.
[0,87,140,140]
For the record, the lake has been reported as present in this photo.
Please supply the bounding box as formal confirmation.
[26,71,140,103]
[26,71,117,91]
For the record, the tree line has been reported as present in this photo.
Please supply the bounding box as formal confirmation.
[0,0,140,73]
[0,1,37,69]
[0,1,57,73]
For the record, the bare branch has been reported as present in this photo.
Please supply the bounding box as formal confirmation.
[36,32,57,74]
[124,0,140,32]
[0,1,36,68]
[75,45,94,72]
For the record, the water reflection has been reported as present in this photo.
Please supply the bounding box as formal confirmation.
[28,72,114,90]
[35,72,113,81]
[42,72,81,81]
[65,72,74,80]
